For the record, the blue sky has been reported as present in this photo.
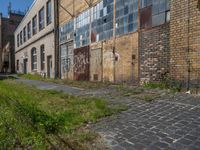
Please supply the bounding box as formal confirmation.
[0,0,33,17]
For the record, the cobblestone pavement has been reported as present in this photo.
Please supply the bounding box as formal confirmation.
[93,93,200,150]
[10,76,200,150]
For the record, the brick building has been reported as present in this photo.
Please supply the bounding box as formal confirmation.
[14,0,200,90]
[170,0,200,90]
[15,0,56,78]
[58,0,170,83]
[0,11,24,73]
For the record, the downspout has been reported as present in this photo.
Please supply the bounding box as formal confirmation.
[186,0,190,91]
[113,0,116,83]
[138,0,141,84]
[89,0,92,81]
[54,0,59,78]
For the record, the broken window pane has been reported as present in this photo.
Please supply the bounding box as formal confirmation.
[140,6,152,29]
[91,0,114,42]
[75,9,90,48]
[116,0,138,36]
[141,0,170,28]
[59,20,74,44]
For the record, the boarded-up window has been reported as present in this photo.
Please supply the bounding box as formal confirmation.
[140,6,152,29]
[140,0,170,29]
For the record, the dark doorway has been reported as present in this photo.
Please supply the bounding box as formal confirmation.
[23,59,28,74]
[47,55,53,78]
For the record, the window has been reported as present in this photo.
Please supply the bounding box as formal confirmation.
[23,26,26,43]
[16,60,19,71]
[31,47,37,70]
[27,21,31,39]
[91,0,114,43]
[152,0,170,27]
[116,0,138,36]
[40,45,45,70]
[20,31,23,45]
[17,34,19,47]
[46,0,52,25]
[60,20,74,43]
[32,15,37,35]
[140,0,170,29]
[75,9,90,48]
[39,7,45,31]
[141,0,152,8]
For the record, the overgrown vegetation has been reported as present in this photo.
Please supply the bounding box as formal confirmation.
[0,79,126,149]
[144,80,182,93]
[18,73,112,89]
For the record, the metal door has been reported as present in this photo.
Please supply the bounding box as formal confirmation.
[47,56,53,78]
[90,48,102,81]
[74,46,90,81]
[60,42,73,79]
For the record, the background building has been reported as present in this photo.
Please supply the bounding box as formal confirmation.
[15,0,55,78]
[0,10,24,73]
[14,0,200,91]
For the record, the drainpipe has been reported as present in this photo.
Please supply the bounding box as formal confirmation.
[113,0,116,83]
[186,0,190,91]
[54,0,59,79]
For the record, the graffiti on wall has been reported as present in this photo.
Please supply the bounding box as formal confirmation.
[61,57,71,73]
[74,46,90,81]
[74,52,89,74]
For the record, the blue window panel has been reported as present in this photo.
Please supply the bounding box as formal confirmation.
[116,0,138,36]
[124,5,129,15]
[59,20,74,43]
[128,23,133,32]
[128,14,133,23]
[152,12,165,27]
[91,0,114,42]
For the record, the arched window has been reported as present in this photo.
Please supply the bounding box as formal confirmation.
[40,45,45,70]
[31,47,37,70]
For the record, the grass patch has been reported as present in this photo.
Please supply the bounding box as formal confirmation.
[18,73,112,89]
[144,81,182,93]
[144,82,168,90]
[0,80,125,149]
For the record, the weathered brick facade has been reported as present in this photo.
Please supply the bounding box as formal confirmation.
[140,24,170,83]
[13,0,200,89]
[0,12,24,72]
[170,0,200,88]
